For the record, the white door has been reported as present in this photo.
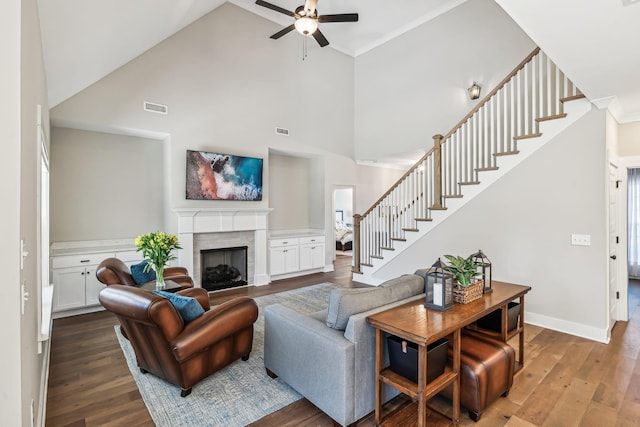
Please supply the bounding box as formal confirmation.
[609,164,619,334]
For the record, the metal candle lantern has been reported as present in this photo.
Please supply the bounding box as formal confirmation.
[424,258,454,311]
[472,249,492,294]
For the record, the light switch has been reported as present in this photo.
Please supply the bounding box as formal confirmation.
[571,234,591,246]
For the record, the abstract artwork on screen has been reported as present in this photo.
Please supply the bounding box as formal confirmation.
[186,150,263,201]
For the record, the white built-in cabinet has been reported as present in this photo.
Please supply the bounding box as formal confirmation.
[51,247,143,317]
[269,234,325,280]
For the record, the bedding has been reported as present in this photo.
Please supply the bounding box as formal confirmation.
[335,220,353,251]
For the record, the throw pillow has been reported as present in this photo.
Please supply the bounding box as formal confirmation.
[326,287,390,330]
[130,260,156,285]
[153,290,205,323]
[379,274,425,298]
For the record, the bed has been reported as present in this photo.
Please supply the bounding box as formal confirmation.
[335,220,353,251]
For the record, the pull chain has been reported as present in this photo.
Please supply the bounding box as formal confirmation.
[302,37,308,60]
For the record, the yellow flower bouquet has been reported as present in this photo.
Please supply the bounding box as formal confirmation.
[135,231,182,288]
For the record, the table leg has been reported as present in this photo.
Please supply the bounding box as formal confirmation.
[452,329,460,425]
[374,328,382,425]
[519,295,525,367]
[418,344,427,427]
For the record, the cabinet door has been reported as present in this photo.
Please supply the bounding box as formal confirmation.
[269,248,287,276]
[53,267,86,312]
[85,268,106,306]
[300,244,325,270]
[311,243,325,269]
[283,246,299,273]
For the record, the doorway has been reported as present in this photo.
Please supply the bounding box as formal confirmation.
[334,186,355,259]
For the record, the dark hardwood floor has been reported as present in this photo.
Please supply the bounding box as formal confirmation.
[45,259,640,426]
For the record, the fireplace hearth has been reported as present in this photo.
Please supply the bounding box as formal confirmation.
[201,246,248,292]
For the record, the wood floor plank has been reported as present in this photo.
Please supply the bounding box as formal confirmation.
[45,263,640,427]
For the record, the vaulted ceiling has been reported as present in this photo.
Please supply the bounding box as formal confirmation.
[39,0,640,123]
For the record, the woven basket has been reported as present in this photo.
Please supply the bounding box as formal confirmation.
[453,279,484,304]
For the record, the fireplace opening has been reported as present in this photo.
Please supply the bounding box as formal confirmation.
[200,246,248,291]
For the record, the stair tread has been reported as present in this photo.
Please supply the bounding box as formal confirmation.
[476,166,499,172]
[494,150,520,157]
[459,181,480,186]
[513,132,542,141]
[402,228,419,232]
[390,237,407,242]
[380,247,395,251]
[371,255,384,259]
[430,206,448,211]
[536,113,567,122]
[560,94,586,103]
[443,194,463,199]
[415,218,433,222]
[361,263,373,268]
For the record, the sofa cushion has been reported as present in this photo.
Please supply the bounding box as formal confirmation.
[379,274,425,298]
[326,287,385,330]
[130,260,156,285]
[153,290,205,323]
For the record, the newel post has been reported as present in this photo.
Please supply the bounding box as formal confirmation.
[353,214,361,273]
[432,134,444,210]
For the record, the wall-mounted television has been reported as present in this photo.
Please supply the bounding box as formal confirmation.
[186,149,263,201]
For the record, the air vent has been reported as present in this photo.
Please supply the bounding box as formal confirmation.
[275,127,290,136]
[143,101,168,115]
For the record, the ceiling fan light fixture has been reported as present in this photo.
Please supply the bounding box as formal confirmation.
[295,17,318,35]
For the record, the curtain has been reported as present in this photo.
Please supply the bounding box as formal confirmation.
[629,168,640,277]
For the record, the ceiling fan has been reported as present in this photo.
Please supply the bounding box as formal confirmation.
[255,0,358,47]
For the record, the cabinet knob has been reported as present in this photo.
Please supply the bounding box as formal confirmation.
[81,272,85,275]
[80,259,90,263]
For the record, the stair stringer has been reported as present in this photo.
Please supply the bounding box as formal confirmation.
[356,98,593,285]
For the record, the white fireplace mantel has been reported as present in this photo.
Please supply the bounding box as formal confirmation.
[174,207,273,287]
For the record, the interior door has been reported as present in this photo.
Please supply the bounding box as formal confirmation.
[609,163,619,334]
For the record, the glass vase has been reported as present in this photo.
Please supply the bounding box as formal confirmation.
[155,264,165,290]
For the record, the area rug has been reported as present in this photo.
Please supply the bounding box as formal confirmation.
[115,282,338,427]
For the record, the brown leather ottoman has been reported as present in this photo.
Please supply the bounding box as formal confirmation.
[439,332,515,421]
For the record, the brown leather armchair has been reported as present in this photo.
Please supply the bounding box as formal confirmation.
[99,284,259,397]
[96,257,194,289]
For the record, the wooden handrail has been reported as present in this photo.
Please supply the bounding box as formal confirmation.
[442,47,540,141]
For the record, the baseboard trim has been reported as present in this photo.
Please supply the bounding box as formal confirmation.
[526,311,609,344]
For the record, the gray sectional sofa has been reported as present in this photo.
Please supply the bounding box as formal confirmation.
[263,274,425,427]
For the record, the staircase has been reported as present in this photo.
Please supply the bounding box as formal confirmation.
[353,47,592,284]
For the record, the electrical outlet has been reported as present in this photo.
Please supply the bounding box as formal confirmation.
[571,234,591,246]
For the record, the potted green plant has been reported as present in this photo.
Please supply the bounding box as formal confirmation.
[135,231,182,289]
[443,254,484,304]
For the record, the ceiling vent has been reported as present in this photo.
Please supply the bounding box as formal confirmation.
[143,101,168,115]
[275,127,290,136]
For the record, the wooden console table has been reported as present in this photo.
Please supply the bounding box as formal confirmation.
[367,281,531,426]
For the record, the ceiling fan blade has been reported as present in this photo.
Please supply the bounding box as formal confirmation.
[255,0,295,17]
[270,24,296,40]
[318,13,359,23]
[312,29,330,47]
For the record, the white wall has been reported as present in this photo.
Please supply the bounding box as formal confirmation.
[51,3,355,214]
[50,127,166,242]
[335,187,353,224]
[373,108,609,341]
[354,0,536,162]
[619,121,640,157]
[268,153,311,231]
[0,1,23,424]
[1,0,49,424]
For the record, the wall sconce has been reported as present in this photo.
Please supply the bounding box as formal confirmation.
[468,82,481,100]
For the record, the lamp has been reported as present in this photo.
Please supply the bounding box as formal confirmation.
[468,82,481,100]
[423,258,454,311]
[471,249,492,294]
[295,16,318,35]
